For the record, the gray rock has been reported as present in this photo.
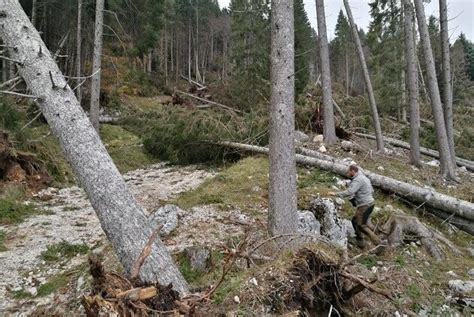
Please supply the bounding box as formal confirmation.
[341,140,360,153]
[295,131,310,143]
[343,219,355,238]
[148,204,180,236]
[184,246,210,271]
[448,280,474,293]
[334,197,345,206]
[310,198,347,248]
[297,211,320,235]
[76,276,85,293]
[313,134,324,144]
[468,268,474,279]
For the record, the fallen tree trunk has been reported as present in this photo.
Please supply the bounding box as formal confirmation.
[354,132,474,171]
[1,1,189,294]
[174,89,241,114]
[219,142,474,223]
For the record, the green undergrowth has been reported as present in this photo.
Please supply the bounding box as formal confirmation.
[0,230,7,251]
[99,124,157,173]
[142,107,268,165]
[173,156,269,211]
[40,241,90,262]
[0,185,45,224]
[13,263,89,299]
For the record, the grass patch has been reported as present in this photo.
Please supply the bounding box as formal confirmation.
[404,283,422,301]
[0,230,7,251]
[357,255,378,268]
[12,289,34,299]
[176,253,205,284]
[173,156,268,210]
[297,168,335,189]
[37,273,69,297]
[0,186,42,224]
[394,255,406,266]
[99,124,156,173]
[40,241,89,262]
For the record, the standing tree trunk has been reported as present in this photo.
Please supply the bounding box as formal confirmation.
[0,0,189,294]
[343,0,384,152]
[89,0,104,131]
[315,0,336,145]
[414,0,456,179]
[188,24,191,81]
[31,0,37,27]
[269,0,298,237]
[403,0,420,166]
[76,0,83,106]
[439,0,456,166]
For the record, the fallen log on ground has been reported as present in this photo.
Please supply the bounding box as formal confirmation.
[354,132,474,171]
[175,89,241,114]
[219,142,474,225]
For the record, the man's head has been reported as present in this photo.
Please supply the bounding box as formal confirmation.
[346,165,359,178]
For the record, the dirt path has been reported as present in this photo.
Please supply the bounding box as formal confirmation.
[0,163,219,314]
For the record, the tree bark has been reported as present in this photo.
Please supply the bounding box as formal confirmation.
[0,0,189,294]
[315,0,336,145]
[354,132,474,171]
[219,142,474,223]
[76,0,83,106]
[343,0,384,153]
[31,0,37,27]
[403,0,421,166]
[439,0,456,166]
[269,0,298,236]
[90,0,104,131]
[413,0,456,179]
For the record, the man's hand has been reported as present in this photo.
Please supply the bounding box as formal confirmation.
[328,192,337,196]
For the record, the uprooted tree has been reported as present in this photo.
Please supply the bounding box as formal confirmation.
[0,0,189,294]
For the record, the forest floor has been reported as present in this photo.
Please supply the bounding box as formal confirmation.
[1,153,473,315]
[0,95,473,315]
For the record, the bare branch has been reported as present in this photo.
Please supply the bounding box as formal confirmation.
[0,90,37,98]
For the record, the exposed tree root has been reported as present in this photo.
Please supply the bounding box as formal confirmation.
[252,246,394,316]
[382,213,461,261]
[0,131,49,190]
[82,255,187,317]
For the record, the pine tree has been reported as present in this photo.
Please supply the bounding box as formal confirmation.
[229,0,271,111]
[294,0,313,96]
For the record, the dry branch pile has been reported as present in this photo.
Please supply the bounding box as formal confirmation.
[82,256,188,316]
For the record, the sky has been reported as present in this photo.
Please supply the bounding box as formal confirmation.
[218,0,474,42]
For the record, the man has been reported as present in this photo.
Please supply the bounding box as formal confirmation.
[329,165,382,249]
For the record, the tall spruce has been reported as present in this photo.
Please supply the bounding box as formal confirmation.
[315,0,336,144]
[403,0,421,166]
[229,0,271,110]
[414,0,456,179]
[89,0,104,131]
[344,0,385,152]
[268,0,298,237]
[294,0,313,96]
[439,0,456,166]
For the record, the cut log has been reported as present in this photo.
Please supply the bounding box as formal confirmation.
[354,132,474,171]
[174,89,241,113]
[219,142,474,223]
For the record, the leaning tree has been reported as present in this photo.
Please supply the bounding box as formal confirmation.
[0,0,188,294]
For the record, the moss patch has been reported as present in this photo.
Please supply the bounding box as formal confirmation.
[40,241,89,262]
[173,156,269,211]
[99,124,156,173]
[0,230,7,251]
[36,273,70,297]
